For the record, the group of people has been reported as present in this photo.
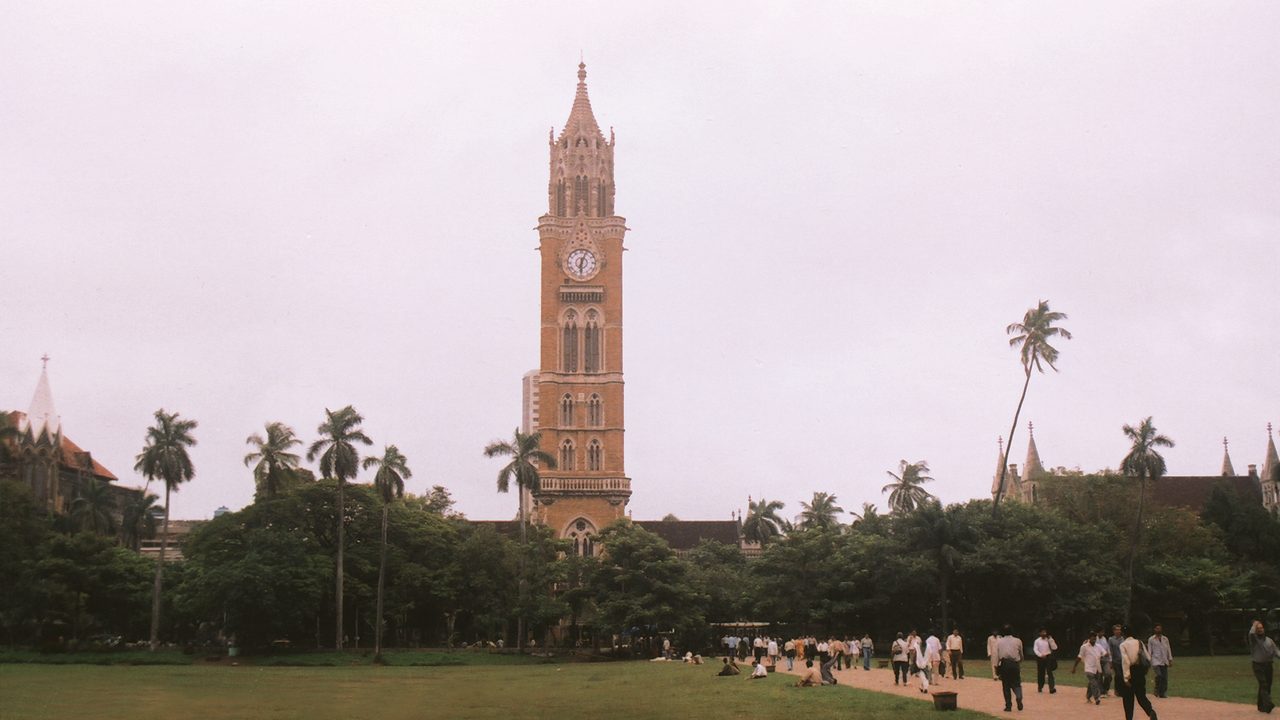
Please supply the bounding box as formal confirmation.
[718,633,878,674]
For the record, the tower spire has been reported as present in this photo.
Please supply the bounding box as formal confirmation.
[1221,436,1236,476]
[1263,423,1279,486]
[23,356,61,441]
[991,436,1007,497]
[1023,422,1045,478]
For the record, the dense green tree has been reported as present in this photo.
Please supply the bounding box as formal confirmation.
[685,540,751,627]
[70,478,117,536]
[120,492,160,552]
[589,521,705,649]
[244,421,302,501]
[0,480,52,645]
[1120,416,1174,623]
[993,300,1072,511]
[362,444,411,660]
[798,491,844,531]
[134,409,198,651]
[742,497,786,546]
[900,501,967,636]
[307,405,372,650]
[882,460,936,514]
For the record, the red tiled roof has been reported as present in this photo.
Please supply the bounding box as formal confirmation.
[3,410,118,481]
[635,520,740,551]
[1149,475,1261,512]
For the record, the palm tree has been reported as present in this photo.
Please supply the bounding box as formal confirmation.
[307,405,372,651]
[1120,416,1174,623]
[798,491,844,530]
[70,478,117,536]
[483,428,555,651]
[849,502,880,526]
[244,421,302,500]
[362,444,411,662]
[741,497,786,545]
[121,492,161,551]
[904,501,962,635]
[992,300,1072,512]
[882,460,936,514]
[134,409,198,652]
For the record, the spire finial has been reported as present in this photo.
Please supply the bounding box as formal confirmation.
[1270,422,1274,436]
[40,353,49,370]
[998,436,1004,452]
[1224,436,1230,451]
[578,59,587,84]
[1027,421,1034,438]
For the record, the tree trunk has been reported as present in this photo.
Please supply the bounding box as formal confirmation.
[940,568,950,639]
[375,503,388,661]
[149,484,170,652]
[992,369,1033,515]
[1124,473,1147,625]
[336,478,345,651]
[517,484,527,653]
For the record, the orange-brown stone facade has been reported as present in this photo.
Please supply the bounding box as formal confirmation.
[530,63,631,546]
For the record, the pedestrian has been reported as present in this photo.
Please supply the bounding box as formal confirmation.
[1107,624,1125,701]
[987,629,1000,681]
[748,658,768,680]
[925,630,944,686]
[784,637,796,671]
[891,632,910,686]
[947,627,965,679]
[1119,625,1157,720]
[753,635,764,663]
[861,633,874,671]
[1147,624,1172,699]
[996,624,1025,712]
[847,636,859,670]
[1071,629,1106,706]
[1248,619,1280,713]
[767,636,779,668]
[1034,628,1058,693]
[1096,628,1113,697]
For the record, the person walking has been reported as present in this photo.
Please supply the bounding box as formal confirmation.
[926,631,944,686]
[996,625,1025,712]
[1119,625,1157,720]
[1034,628,1059,693]
[1108,624,1125,701]
[1071,629,1106,706]
[987,629,1001,680]
[1096,629,1114,697]
[1248,620,1280,713]
[861,633,874,671]
[947,628,965,679]
[784,638,796,671]
[916,632,935,693]
[767,636,779,669]
[891,632,910,686]
[1147,624,1172,699]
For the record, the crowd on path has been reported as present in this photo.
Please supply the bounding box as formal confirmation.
[703,620,1280,717]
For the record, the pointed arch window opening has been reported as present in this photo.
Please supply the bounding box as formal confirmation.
[587,394,603,427]
[567,518,598,557]
[559,439,576,471]
[561,311,579,373]
[555,178,566,216]
[584,308,602,374]
[587,439,602,471]
[560,394,575,427]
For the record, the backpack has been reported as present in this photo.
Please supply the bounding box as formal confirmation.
[1137,642,1151,671]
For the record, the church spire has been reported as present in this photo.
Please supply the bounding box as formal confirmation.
[1023,421,1045,478]
[991,436,1006,497]
[23,355,61,442]
[548,61,615,218]
[1263,423,1279,485]
[1221,436,1236,476]
[561,61,604,143]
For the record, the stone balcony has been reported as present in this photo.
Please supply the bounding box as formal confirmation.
[538,476,631,495]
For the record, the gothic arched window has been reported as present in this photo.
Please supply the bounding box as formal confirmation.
[587,394,603,427]
[584,309,601,374]
[559,439,576,471]
[587,439,602,471]
[560,394,574,427]
[561,311,579,373]
[566,518,598,557]
[555,178,566,216]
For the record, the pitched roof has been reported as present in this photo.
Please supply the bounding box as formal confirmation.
[4,410,117,481]
[1150,475,1262,512]
[635,520,740,551]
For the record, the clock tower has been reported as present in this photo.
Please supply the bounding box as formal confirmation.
[526,62,630,554]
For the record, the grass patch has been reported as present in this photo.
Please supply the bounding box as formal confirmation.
[1049,655,1256,705]
[0,649,193,666]
[0,659,999,719]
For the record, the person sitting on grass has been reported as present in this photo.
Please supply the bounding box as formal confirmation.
[718,657,741,676]
[749,659,768,679]
[795,659,823,687]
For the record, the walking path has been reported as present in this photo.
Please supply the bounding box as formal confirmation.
[771,658,1261,719]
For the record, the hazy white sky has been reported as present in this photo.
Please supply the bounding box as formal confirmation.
[4,1,1278,523]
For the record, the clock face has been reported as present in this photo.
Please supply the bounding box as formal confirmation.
[565,248,598,280]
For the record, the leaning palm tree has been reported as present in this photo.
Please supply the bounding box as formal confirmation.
[483,428,555,652]
[992,300,1072,512]
[798,491,844,531]
[121,491,161,551]
[307,405,372,651]
[742,497,786,545]
[1120,416,1174,623]
[134,409,198,652]
[70,478,117,536]
[362,444,411,662]
[882,460,936,514]
[244,421,302,501]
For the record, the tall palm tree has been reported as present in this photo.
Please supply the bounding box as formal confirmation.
[992,300,1072,512]
[483,428,555,651]
[798,491,844,530]
[849,502,880,526]
[741,497,786,545]
[244,421,302,500]
[1120,416,1174,623]
[121,492,161,551]
[134,409,198,652]
[882,460,936,514]
[362,444,411,662]
[307,405,372,651]
[70,478,116,536]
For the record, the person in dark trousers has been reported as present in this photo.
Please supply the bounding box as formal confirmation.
[1033,628,1058,693]
[1248,620,1280,713]
[1108,624,1125,702]
[1119,625,1157,720]
[995,624,1025,712]
[1147,624,1172,699]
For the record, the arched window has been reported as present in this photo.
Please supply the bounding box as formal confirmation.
[560,394,574,426]
[584,309,601,374]
[561,310,579,373]
[559,439,576,471]
[555,178,566,216]
[587,394,603,427]
[566,518,597,557]
[587,439,602,471]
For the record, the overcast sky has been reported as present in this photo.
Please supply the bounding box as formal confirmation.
[4,2,1278,523]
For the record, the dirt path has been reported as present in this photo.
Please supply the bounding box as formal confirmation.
[769,658,1262,719]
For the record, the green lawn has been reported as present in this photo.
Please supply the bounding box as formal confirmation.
[0,660,996,720]
[1046,655,1256,705]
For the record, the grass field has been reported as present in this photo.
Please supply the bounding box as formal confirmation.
[1019,655,1258,705]
[0,658,995,720]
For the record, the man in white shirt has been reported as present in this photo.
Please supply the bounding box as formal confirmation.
[1071,630,1106,705]
[1095,630,1113,697]
[995,625,1025,712]
[749,659,768,679]
[946,628,965,679]
[891,633,910,686]
[1119,626,1157,720]
[1147,624,1172,698]
[861,634,874,671]
[767,636,779,667]
[925,632,944,686]
[1033,628,1059,694]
